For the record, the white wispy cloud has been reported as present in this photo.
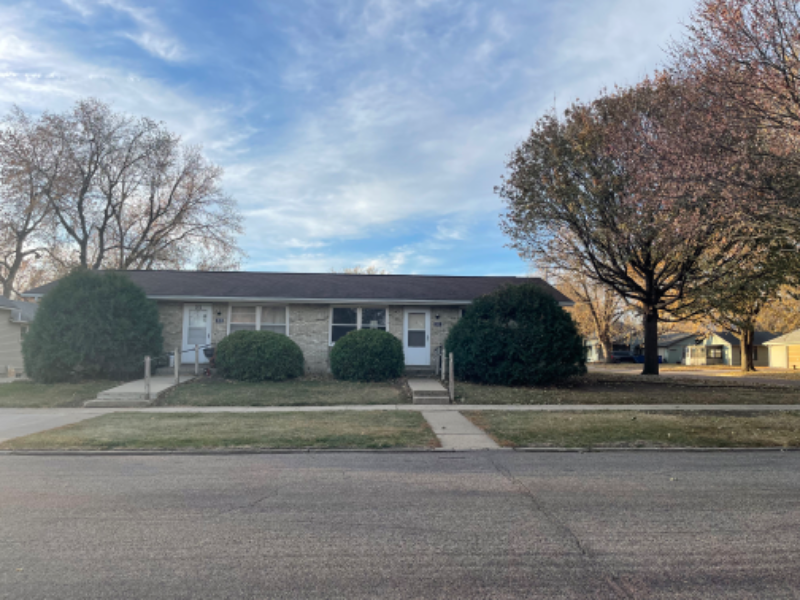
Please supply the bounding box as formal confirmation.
[2,0,699,275]
[61,0,186,61]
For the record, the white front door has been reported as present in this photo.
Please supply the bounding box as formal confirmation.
[403,308,430,366]
[182,304,212,364]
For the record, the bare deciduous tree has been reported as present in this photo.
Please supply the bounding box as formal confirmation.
[332,265,389,275]
[3,99,244,276]
[555,270,626,363]
[0,108,59,297]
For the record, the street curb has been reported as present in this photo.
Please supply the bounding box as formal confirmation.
[1,447,798,456]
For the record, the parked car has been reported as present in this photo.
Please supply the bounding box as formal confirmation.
[611,351,637,363]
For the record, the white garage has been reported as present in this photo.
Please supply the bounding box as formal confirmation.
[764,329,800,369]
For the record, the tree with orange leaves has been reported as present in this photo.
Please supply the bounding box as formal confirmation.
[499,77,764,375]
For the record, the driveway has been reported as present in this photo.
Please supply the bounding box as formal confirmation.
[1,452,799,599]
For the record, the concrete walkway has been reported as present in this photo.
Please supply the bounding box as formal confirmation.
[421,411,500,449]
[85,375,195,407]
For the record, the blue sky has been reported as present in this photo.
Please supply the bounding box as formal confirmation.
[0,0,697,275]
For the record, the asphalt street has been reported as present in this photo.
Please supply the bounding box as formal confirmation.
[1,452,799,599]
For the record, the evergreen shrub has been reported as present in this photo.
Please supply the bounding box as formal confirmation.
[445,283,585,386]
[216,330,304,381]
[23,269,164,383]
[330,329,404,382]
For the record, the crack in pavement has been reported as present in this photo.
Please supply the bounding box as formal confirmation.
[487,455,639,600]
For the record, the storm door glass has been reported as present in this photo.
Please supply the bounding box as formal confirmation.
[407,312,426,348]
[187,308,208,345]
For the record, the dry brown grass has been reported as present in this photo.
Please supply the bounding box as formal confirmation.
[466,410,800,448]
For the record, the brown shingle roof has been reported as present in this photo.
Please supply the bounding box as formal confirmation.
[23,271,573,305]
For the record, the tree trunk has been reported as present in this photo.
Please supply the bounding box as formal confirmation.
[740,328,756,372]
[642,305,659,375]
[599,335,614,364]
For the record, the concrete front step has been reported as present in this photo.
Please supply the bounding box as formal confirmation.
[84,398,154,408]
[407,378,451,405]
[405,371,437,380]
[155,366,215,376]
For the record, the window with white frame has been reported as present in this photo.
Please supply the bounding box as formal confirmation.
[330,307,387,344]
[229,306,288,335]
[260,306,287,334]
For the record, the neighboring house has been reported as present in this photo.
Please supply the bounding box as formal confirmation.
[584,337,631,363]
[23,271,573,374]
[0,296,37,376]
[656,332,699,364]
[684,331,776,367]
[764,329,800,369]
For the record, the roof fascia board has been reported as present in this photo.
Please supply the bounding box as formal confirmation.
[147,295,574,307]
[22,293,573,307]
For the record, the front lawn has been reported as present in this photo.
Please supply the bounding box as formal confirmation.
[0,380,120,408]
[159,376,409,406]
[465,410,800,448]
[0,411,438,450]
[455,374,800,405]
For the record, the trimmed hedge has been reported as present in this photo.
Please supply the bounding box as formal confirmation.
[22,269,164,383]
[445,283,585,386]
[330,329,404,382]
[216,330,304,381]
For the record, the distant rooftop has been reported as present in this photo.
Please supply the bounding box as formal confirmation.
[0,296,37,323]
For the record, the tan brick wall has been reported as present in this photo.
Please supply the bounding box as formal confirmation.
[157,302,183,353]
[288,304,331,373]
[430,307,462,365]
[388,306,404,344]
[211,304,228,344]
[156,301,465,374]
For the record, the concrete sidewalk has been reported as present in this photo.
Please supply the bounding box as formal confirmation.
[421,411,499,449]
[3,404,800,446]
[0,409,118,443]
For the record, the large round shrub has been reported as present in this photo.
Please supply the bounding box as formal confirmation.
[330,329,404,382]
[216,330,304,381]
[23,269,163,383]
[445,283,585,386]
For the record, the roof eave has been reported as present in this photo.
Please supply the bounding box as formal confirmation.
[146,295,573,307]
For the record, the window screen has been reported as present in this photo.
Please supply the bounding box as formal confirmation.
[362,308,386,330]
[332,307,358,342]
[330,307,387,343]
[261,306,287,334]
[230,306,257,332]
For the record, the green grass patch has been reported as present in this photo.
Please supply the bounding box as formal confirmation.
[465,410,800,448]
[159,376,409,407]
[0,411,438,450]
[0,380,121,408]
[455,374,800,405]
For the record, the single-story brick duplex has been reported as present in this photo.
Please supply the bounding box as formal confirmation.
[24,271,573,373]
